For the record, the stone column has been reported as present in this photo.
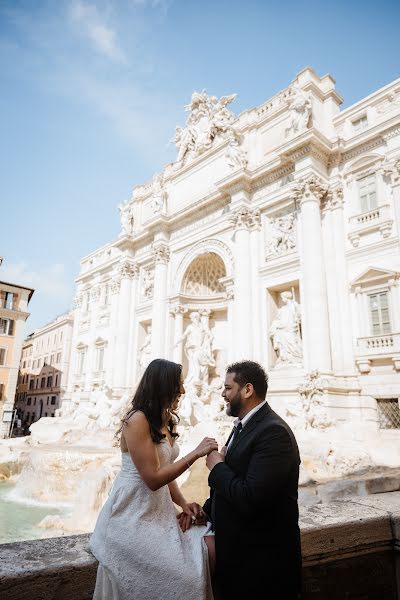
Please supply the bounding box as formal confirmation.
[323,186,356,374]
[291,175,332,372]
[230,205,260,360]
[225,287,235,364]
[151,242,170,359]
[170,306,187,363]
[112,259,138,391]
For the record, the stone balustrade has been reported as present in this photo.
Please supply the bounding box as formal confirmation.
[348,204,393,246]
[0,492,399,599]
[357,332,400,355]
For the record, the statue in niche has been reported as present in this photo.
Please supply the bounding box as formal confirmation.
[138,325,152,369]
[175,311,215,392]
[118,201,135,235]
[285,85,312,136]
[269,291,302,365]
[141,268,154,298]
[150,173,167,214]
[225,131,248,170]
[266,213,296,256]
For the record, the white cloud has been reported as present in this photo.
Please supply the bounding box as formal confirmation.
[0,262,71,303]
[70,0,127,63]
[0,262,74,332]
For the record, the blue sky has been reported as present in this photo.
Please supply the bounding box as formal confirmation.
[1,0,399,334]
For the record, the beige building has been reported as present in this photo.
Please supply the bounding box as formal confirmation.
[0,277,34,437]
[14,313,73,432]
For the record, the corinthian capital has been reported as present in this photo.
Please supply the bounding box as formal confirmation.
[170,305,187,317]
[322,185,344,211]
[152,242,170,265]
[290,175,328,206]
[230,206,261,231]
[118,259,139,279]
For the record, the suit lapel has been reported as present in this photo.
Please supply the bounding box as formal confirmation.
[227,402,271,456]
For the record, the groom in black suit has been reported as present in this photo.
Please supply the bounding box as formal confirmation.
[203,360,302,599]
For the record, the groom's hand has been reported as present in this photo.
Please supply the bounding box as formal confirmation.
[206,450,224,471]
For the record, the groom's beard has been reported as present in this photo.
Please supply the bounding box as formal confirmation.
[226,391,242,418]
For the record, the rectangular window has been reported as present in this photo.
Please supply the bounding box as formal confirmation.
[50,354,55,365]
[368,291,391,335]
[47,376,53,388]
[0,318,15,336]
[41,377,46,389]
[96,347,104,371]
[51,396,56,405]
[1,292,15,310]
[0,348,6,366]
[358,174,377,213]
[29,379,34,390]
[77,351,86,376]
[56,352,61,363]
[352,115,368,133]
[27,397,32,406]
[0,383,3,401]
[55,374,59,387]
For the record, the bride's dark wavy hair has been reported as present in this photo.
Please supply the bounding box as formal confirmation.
[115,358,182,445]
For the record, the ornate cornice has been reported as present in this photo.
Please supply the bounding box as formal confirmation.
[230,206,261,230]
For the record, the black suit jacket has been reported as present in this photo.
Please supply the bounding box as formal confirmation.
[203,402,302,599]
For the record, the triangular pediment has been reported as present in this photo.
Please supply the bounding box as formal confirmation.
[350,267,398,288]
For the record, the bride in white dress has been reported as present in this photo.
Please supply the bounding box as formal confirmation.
[90,358,217,600]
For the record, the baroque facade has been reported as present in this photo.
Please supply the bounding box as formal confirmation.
[60,67,400,460]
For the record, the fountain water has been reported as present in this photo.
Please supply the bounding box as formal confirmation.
[1,376,399,544]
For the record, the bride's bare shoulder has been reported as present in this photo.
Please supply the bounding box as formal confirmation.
[124,410,150,432]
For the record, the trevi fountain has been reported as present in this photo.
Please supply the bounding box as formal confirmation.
[1,67,400,543]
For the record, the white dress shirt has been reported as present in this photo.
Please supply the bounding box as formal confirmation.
[226,399,268,450]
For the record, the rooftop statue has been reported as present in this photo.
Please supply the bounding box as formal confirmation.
[172,90,239,168]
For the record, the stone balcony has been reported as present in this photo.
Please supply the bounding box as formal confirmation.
[0,492,399,599]
[348,204,393,247]
[355,332,400,372]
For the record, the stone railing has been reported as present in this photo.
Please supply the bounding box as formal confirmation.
[0,492,399,599]
[348,204,393,246]
[357,332,400,355]
[355,332,400,373]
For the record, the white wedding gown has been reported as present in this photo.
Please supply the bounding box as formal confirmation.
[90,440,213,600]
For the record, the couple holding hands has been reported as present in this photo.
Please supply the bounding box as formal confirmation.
[90,358,302,600]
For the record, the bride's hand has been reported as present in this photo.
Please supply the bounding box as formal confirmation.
[194,437,218,458]
[182,502,203,520]
[176,511,192,532]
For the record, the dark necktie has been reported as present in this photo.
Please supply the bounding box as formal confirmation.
[227,421,242,450]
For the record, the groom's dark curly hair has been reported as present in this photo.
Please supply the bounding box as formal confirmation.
[226,360,269,399]
[115,358,182,445]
